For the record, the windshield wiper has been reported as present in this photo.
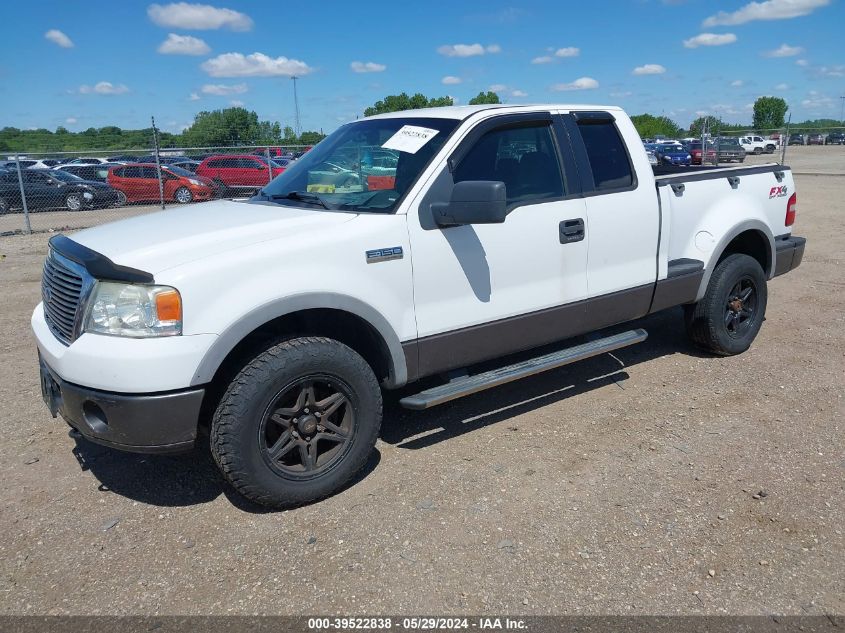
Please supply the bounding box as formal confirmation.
[268,190,333,210]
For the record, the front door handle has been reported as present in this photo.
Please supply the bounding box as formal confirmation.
[559,218,585,244]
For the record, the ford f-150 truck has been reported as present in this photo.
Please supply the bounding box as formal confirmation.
[32,104,806,508]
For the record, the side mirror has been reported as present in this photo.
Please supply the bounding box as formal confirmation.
[433,180,507,227]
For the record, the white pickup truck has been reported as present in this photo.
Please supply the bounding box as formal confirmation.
[33,104,806,508]
[740,134,778,155]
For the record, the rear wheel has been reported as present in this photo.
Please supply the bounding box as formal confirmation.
[0,197,9,214]
[174,186,193,204]
[65,193,83,211]
[684,254,767,356]
[211,336,382,509]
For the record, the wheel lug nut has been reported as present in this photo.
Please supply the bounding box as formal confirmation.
[315,412,322,418]
[304,408,310,413]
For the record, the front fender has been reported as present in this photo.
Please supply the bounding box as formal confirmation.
[191,292,409,388]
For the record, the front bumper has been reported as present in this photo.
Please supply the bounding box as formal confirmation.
[39,356,203,454]
[773,235,806,277]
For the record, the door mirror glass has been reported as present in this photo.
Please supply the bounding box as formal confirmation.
[433,180,507,227]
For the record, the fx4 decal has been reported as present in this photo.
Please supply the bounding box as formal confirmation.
[769,185,789,199]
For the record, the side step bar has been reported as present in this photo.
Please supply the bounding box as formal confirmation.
[400,329,648,410]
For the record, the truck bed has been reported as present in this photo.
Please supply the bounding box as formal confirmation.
[653,163,785,180]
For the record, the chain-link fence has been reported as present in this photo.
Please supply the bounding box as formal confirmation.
[0,143,312,235]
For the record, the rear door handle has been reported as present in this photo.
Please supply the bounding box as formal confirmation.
[559,218,585,244]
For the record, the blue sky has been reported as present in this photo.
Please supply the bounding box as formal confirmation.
[1,0,843,135]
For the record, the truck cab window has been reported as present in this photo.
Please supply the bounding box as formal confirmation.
[576,120,634,191]
[454,124,564,206]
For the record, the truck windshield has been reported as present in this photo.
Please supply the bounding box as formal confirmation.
[256,117,459,213]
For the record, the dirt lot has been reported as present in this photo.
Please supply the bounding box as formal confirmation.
[0,147,842,616]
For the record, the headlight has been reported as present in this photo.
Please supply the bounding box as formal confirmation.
[84,282,182,337]
[188,178,202,186]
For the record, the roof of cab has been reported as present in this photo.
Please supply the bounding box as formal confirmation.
[364,104,624,121]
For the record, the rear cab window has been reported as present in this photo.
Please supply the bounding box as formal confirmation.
[572,116,635,191]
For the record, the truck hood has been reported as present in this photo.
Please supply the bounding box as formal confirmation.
[70,199,357,274]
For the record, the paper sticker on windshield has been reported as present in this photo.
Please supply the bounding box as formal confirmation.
[307,183,336,193]
[381,125,439,154]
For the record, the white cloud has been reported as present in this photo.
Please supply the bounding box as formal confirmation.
[147,2,253,31]
[633,64,666,75]
[350,61,386,73]
[555,47,580,58]
[531,55,554,64]
[551,77,599,91]
[229,99,244,107]
[201,52,312,77]
[441,76,462,85]
[489,84,507,92]
[45,29,73,48]
[188,92,201,101]
[703,0,830,26]
[817,65,845,77]
[201,82,247,95]
[436,43,500,57]
[157,33,210,55]
[610,91,633,97]
[796,58,809,66]
[764,43,804,57]
[511,89,528,97]
[801,92,834,111]
[775,83,790,90]
[79,81,129,95]
[730,79,744,86]
[65,117,77,124]
[683,32,737,48]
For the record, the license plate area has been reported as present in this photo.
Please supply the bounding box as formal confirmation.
[39,359,61,418]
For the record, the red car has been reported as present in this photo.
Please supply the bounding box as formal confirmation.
[195,154,284,192]
[687,142,717,165]
[107,164,216,204]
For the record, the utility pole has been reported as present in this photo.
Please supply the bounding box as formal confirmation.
[151,116,165,210]
[291,76,302,137]
[840,95,845,124]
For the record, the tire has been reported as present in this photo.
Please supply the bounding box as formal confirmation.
[765,145,776,154]
[115,191,127,207]
[65,193,83,211]
[684,254,768,356]
[211,336,382,509]
[753,147,763,155]
[174,186,193,204]
[0,197,9,214]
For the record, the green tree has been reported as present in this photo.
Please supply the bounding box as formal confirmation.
[364,92,454,117]
[298,130,326,145]
[630,113,683,138]
[752,96,788,131]
[182,107,262,146]
[468,91,501,105]
[689,115,722,138]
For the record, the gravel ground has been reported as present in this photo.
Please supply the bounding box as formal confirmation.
[0,150,842,616]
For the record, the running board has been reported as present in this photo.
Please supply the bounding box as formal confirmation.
[400,329,648,410]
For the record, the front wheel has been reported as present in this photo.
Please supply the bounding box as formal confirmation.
[211,337,383,509]
[115,190,127,207]
[65,193,84,211]
[754,147,763,155]
[684,254,768,356]
[174,186,193,204]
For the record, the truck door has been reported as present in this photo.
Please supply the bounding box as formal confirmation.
[560,111,660,327]
[406,112,589,379]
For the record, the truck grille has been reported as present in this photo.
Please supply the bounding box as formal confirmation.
[42,253,84,345]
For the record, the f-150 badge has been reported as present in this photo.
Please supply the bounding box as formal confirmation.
[366,247,404,263]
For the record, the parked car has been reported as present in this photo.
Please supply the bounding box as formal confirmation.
[646,150,657,166]
[64,157,112,165]
[195,154,284,192]
[107,164,216,204]
[0,168,122,213]
[806,133,825,146]
[686,141,717,165]
[654,144,692,166]
[107,155,142,163]
[31,104,805,508]
[1,158,56,170]
[171,159,201,173]
[716,137,746,163]
[788,134,805,146]
[739,135,777,155]
[824,132,845,145]
[56,163,121,182]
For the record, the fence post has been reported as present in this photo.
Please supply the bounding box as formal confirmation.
[14,154,32,234]
[265,146,273,186]
[780,115,791,165]
[151,116,166,210]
